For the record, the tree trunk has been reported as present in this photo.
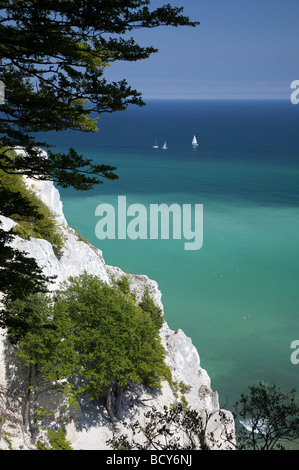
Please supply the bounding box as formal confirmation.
[106,385,116,428]
[115,383,123,418]
[31,364,39,444]
[23,364,32,434]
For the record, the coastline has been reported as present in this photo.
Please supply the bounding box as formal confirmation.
[0,163,235,449]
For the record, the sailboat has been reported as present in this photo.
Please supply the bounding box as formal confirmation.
[162,141,167,150]
[192,135,199,147]
[152,139,159,149]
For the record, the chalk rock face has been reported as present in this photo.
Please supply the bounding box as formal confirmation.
[0,173,235,450]
[162,327,219,412]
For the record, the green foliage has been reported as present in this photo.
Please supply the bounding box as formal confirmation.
[139,288,164,330]
[54,272,168,396]
[164,373,191,408]
[47,428,73,450]
[0,1,198,329]
[234,382,299,450]
[4,292,54,344]
[0,146,53,309]
[116,273,131,296]
[10,272,170,423]
[12,293,79,387]
[107,404,208,450]
[72,226,89,244]
[0,1,198,190]
[37,429,73,450]
[0,168,65,256]
[0,225,50,308]
[180,394,188,410]
[0,147,52,310]
[179,381,192,395]
[0,427,13,449]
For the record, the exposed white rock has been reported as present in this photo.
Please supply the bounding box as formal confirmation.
[0,170,235,450]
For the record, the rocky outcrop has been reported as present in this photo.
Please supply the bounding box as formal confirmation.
[0,168,235,450]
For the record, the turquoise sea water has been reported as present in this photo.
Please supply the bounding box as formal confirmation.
[42,100,299,410]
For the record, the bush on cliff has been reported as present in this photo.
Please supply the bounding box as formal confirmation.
[11,272,169,427]
[0,167,65,257]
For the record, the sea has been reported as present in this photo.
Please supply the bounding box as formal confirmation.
[39,99,299,412]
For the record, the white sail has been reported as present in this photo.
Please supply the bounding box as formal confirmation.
[162,142,167,150]
[192,135,198,146]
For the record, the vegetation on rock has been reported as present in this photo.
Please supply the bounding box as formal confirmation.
[7,272,170,429]
[0,165,65,256]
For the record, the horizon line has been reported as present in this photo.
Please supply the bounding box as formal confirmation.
[141,97,291,101]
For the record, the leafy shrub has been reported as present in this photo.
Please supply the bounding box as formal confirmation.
[0,168,65,256]
[139,288,164,330]
[116,273,131,295]
[37,429,73,450]
[13,273,170,424]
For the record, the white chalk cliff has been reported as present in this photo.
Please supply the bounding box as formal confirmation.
[0,161,235,450]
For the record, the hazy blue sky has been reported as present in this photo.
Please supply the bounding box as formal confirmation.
[104,0,299,99]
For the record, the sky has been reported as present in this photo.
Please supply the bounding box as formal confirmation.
[104,0,299,100]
